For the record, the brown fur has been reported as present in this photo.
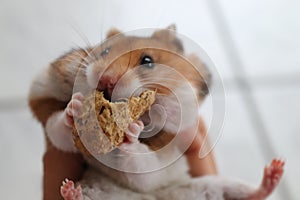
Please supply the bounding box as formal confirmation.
[29,98,67,126]
[44,140,85,200]
[29,98,86,200]
[140,131,175,151]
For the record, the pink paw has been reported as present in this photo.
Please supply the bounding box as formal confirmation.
[261,159,285,194]
[60,179,83,200]
[64,93,84,127]
[125,120,144,143]
[118,120,144,151]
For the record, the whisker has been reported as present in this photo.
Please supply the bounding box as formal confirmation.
[71,50,91,64]
[84,47,99,63]
[70,43,98,63]
[68,20,92,47]
[67,53,88,64]
[66,24,99,65]
[99,0,108,43]
[60,58,90,68]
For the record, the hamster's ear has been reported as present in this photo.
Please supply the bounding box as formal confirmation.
[106,28,123,38]
[152,24,177,41]
[152,24,183,52]
[166,24,177,31]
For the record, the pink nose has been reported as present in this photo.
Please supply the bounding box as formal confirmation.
[99,75,117,90]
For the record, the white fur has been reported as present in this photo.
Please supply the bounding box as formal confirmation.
[154,83,199,134]
[45,111,78,152]
[29,68,56,99]
[85,142,190,192]
[29,67,74,102]
[78,158,258,200]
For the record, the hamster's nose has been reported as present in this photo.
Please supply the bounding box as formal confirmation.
[98,75,117,90]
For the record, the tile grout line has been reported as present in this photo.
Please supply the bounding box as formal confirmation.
[205,0,292,199]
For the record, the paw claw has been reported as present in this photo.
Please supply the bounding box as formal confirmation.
[64,93,84,127]
[60,179,83,200]
[124,120,144,143]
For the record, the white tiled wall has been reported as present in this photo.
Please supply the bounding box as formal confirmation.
[0,107,43,199]
[218,0,300,79]
[253,86,300,198]
[0,0,299,199]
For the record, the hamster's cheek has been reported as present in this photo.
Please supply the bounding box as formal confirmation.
[155,84,199,134]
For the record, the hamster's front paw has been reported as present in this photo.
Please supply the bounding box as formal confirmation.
[64,93,84,127]
[118,120,145,152]
[125,120,144,143]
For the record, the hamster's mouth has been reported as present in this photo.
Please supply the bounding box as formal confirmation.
[101,88,112,101]
[96,82,114,101]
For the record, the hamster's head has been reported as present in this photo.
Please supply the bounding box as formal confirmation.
[85,25,211,135]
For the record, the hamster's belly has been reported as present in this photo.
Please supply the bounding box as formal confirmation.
[84,151,191,193]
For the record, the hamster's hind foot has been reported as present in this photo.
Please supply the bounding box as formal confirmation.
[261,159,284,195]
[60,179,83,200]
[251,158,285,200]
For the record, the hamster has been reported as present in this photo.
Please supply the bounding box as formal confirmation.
[29,24,217,200]
[29,26,284,200]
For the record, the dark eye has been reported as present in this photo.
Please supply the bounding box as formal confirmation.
[100,47,110,57]
[140,55,154,68]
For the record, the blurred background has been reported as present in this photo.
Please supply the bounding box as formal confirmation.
[0,0,299,199]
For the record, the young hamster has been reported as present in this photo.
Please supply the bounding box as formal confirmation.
[29,25,217,200]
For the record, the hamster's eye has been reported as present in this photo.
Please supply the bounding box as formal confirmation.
[100,47,110,57]
[140,55,154,68]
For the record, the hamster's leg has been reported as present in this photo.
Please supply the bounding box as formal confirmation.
[43,139,85,200]
[45,92,84,152]
[185,116,218,177]
[43,93,86,200]
[223,159,284,200]
[254,159,284,199]
[60,179,83,200]
[155,159,284,200]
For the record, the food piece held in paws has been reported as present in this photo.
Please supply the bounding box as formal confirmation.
[72,90,156,155]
